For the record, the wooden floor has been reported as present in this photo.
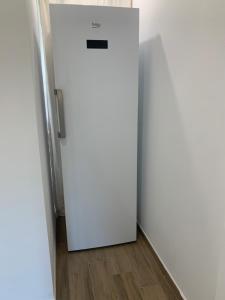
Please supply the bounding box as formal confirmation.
[57,217,183,300]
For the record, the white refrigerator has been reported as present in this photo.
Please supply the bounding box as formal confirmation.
[50,4,139,251]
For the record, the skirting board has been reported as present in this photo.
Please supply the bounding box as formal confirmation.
[138,224,188,300]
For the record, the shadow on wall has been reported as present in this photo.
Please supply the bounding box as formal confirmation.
[137,35,219,300]
[137,34,192,222]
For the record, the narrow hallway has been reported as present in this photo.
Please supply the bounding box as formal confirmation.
[57,218,182,300]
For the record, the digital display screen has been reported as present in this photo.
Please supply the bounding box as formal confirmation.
[87,40,108,49]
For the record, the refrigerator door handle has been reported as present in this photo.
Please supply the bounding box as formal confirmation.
[54,89,66,138]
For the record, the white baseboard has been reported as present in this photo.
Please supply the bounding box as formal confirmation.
[138,223,188,300]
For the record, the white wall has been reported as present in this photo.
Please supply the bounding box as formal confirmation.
[133,0,225,299]
[0,1,55,299]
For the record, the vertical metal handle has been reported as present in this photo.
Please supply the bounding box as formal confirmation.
[54,89,66,138]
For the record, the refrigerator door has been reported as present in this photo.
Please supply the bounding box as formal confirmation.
[50,4,139,251]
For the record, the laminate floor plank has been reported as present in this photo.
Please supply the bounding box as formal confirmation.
[56,217,183,300]
[140,285,168,300]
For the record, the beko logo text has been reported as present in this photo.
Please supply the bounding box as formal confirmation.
[91,21,101,28]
